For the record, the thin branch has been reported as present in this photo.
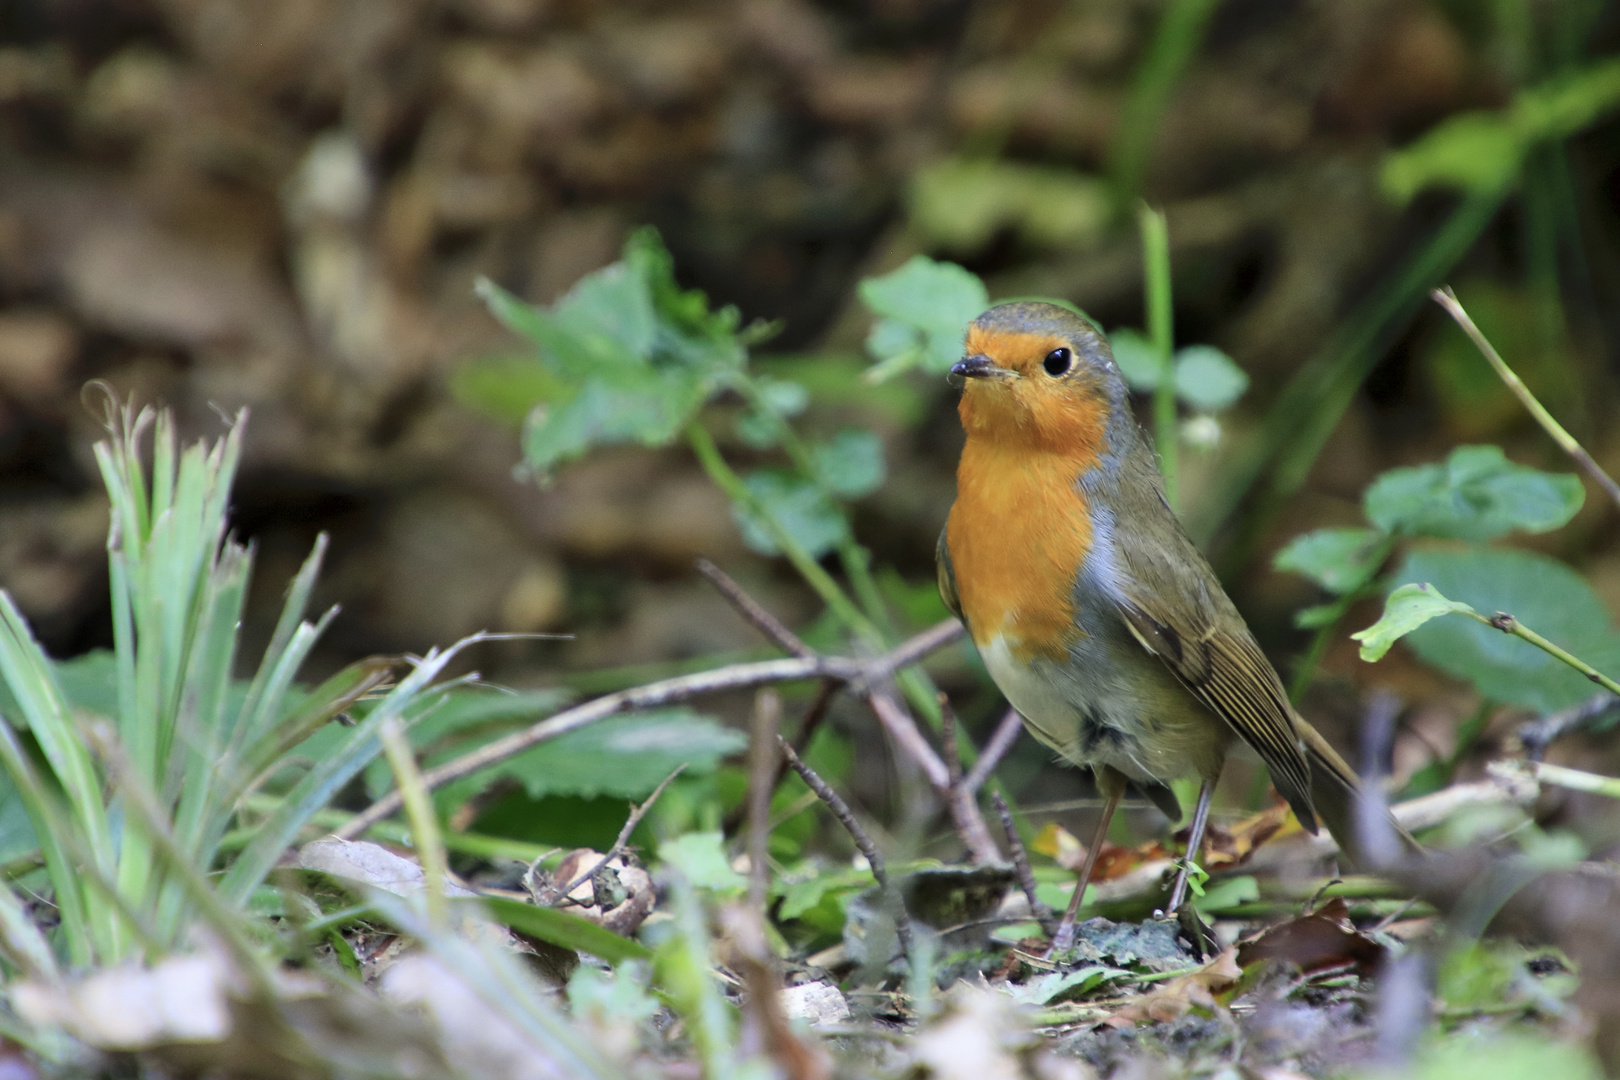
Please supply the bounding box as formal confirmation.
[962,708,1024,793]
[777,736,913,964]
[723,678,837,834]
[1433,286,1620,513]
[850,619,964,694]
[939,694,963,787]
[747,691,781,911]
[337,621,962,839]
[991,791,1051,924]
[1515,691,1620,762]
[1473,610,1620,698]
[544,765,686,905]
[867,691,950,790]
[867,692,1000,864]
[696,558,815,659]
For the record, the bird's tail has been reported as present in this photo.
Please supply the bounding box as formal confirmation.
[1297,717,1422,868]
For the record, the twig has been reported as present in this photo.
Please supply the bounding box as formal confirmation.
[724,678,837,834]
[1433,286,1620,513]
[962,709,1024,793]
[1515,691,1620,761]
[992,791,1051,924]
[777,736,913,964]
[747,691,780,911]
[867,691,1002,864]
[851,619,964,693]
[939,694,963,786]
[337,619,960,839]
[867,691,950,790]
[697,558,815,659]
[544,765,687,905]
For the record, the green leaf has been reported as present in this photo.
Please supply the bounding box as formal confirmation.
[1382,58,1620,204]
[522,368,708,474]
[1351,582,1476,662]
[478,896,651,964]
[1364,445,1584,541]
[1106,328,1163,391]
[553,260,657,358]
[732,470,849,558]
[812,430,886,499]
[1273,527,1386,594]
[450,354,570,426]
[908,157,1111,252]
[1392,547,1620,712]
[657,831,746,895]
[498,709,744,800]
[1172,345,1248,412]
[1293,602,1343,630]
[859,257,989,379]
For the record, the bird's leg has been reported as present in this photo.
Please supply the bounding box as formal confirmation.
[1166,777,1216,914]
[1048,784,1122,956]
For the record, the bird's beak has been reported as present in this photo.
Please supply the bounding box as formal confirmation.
[950,354,1016,381]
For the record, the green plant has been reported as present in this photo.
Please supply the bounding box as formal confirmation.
[0,403,465,969]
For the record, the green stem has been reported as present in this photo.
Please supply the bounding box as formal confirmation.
[1433,286,1620,513]
[1108,0,1223,202]
[732,374,896,633]
[687,421,946,729]
[1523,761,1620,800]
[1467,610,1620,698]
[1140,205,1178,508]
[687,422,868,632]
[379,718,449,926]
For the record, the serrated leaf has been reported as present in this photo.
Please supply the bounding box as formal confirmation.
[1173,345,1248,412]
[812,430,886,499]
[1352,582,1476,662]
[733,470,849,558]
[1364,445,1584,541]
[522,369,707,474]
[1106,328,1163,391]
[1274,527,1385,595]
[658,831,746,895]
[1392,547,1620,711]
[497,709,745,800]
[859,257,988,377]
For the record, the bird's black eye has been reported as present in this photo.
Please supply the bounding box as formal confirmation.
[1042,347,1073,376]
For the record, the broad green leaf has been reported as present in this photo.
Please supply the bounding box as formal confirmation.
[522,369,707,474]
[812,430,886,499]
[1293,602,1342,630]
[1106,328,1163,391]
[1172,345,1248,412]
[552,260,657,358]
[733,470,849,558]
[754,377,808,417]
[1273,527,1385,595]
[363,687,574,800]
[498,710,745,800]
[859,257,988,378]
[1392,548,1620,712]
[1364,445,1583,541]
[657,831,746,895]
[1352,582,1476,662]
[479,896,651,964]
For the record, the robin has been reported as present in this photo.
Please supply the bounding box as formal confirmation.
[937,301,1408,950]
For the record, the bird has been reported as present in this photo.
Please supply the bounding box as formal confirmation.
[936,300,1410,951]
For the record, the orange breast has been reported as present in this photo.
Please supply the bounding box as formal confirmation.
[947,440,1092,663]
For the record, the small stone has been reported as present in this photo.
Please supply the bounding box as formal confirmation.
[781,981,849,1027]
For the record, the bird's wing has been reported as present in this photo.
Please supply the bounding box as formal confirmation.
[1114,585,1318,833]
[936,526,963,622]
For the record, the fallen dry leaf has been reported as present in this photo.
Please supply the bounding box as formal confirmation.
[1236,897,1387,975]
[1102,948,1241,1028]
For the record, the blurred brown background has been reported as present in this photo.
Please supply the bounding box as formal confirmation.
[2,0,1619,821]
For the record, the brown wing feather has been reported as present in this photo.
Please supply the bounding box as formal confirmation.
[1117,594,1318,833]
